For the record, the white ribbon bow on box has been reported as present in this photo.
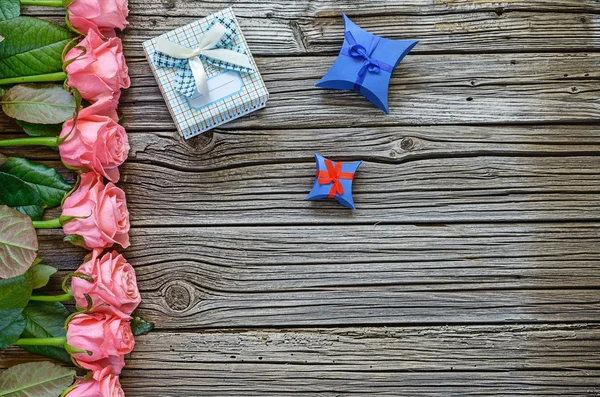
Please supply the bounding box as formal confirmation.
[155,21,253,96]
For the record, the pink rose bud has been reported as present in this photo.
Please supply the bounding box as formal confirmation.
[72,249,141,316]
[59,99,130,183]
[66,367,125,397]
[67,0,129,37]
[67,312,134,375]
[65,29,130,104]
[62,172,130,250]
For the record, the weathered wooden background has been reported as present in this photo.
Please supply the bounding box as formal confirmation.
[2,0,600,395]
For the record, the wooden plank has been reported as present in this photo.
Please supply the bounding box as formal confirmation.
[1,154,598,225]
[34,222,600,328]
[4,124,600,162]
[5,324,598,370]
[120,53,600,129]
[120,155,600,224]
[20,4,600,56]
[120,11,600,57]
[123,0,600,17]
[118,324,600,370]
[23,0,600,19]
[119,370,600,396]
[3,324,599,395]
[2,53,595,132]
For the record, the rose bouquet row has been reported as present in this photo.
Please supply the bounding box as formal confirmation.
[0,0,150,396]
[0,239,150,396]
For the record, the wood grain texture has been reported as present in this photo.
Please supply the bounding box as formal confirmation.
[22,0,600,19]
[5,324,598,370]
[118,371,600,396]
[2,324,599,395]
[119,10,600,57]
[118,155,600,225]
[1,52,597,132]
[124,53,600,129]
[8,154,598,225]
[4,1,600,394]
[32,223,600,329]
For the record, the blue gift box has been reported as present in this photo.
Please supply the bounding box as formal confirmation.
[143,8,269,139]
[315,14,418,114]
[306,153,362,209]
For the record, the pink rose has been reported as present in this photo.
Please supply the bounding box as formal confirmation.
[72,249,141,316]
[59,99,129,183]
[67,0,129,37]
[66,29,130,104]
[67,312,134,375]
[62,172,130,250]
[66,368,125,397]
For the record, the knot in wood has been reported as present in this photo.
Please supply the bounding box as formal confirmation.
[183,130,215,153]
[164,282,194,312]
[400,137,415,151]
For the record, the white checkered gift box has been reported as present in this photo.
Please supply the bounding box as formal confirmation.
[143,8,269,139]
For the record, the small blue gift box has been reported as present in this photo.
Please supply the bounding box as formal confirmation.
[143,8,269,139]
[306,153,362,209]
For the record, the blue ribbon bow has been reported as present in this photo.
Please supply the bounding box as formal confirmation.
[341,31,394,89]
[153,16,253,98]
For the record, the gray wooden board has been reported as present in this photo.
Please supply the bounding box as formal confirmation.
[25,4,600,56]
[30,224,600,328]
[1,52,595,130]
[5,153,600,225]
[2,325,600,395]
[2,0,600,395]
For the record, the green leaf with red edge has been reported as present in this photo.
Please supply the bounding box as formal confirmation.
[0,361,75,396]
[0,205,39,279]
[1,84,76,124]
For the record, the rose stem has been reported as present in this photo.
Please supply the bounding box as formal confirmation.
[29,292,74,302]
[0,137,59,147]
[32,218,63,229]
[0,71,67,85]
[14,337,67,346]
[19,0,64,7]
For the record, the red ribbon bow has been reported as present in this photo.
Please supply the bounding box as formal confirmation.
[317,159,355,198]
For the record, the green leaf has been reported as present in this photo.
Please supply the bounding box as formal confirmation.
[63,234,85,248]
[0,361,75,396]
[0,172,45,220]
[16,120,63,138]
[19,301,71,363]
[0,314,25,349]
[1,84,76,124]
[0,205,39,279]
[26,264,57,290]
[0,0,19,22]
[0,16,73,79]
[131,316,154,336]
[0,158,72,209]
[0,273,33,349]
